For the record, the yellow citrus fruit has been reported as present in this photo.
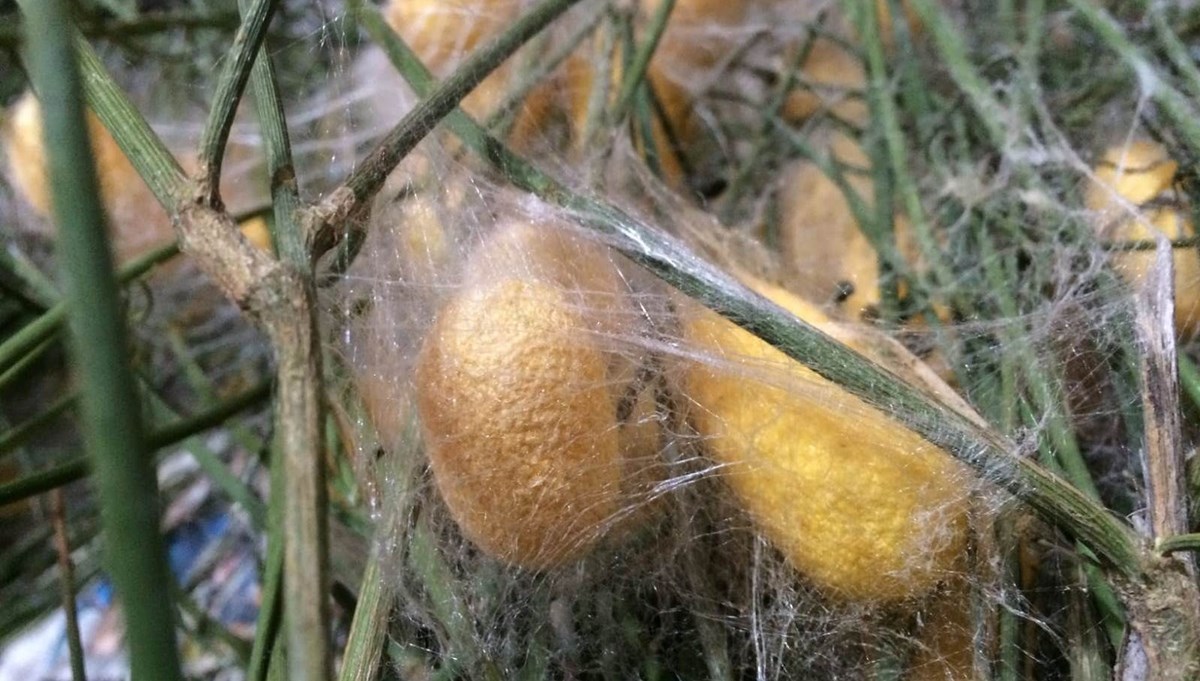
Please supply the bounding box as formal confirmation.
[415,278,628,569]
[1085,140,1200,337]
[3,91,175,264]
[679,277,969,602]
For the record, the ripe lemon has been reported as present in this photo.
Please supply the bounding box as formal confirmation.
[679,277,969,602]
[1085,139,1200,337]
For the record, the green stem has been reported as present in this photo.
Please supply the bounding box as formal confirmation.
[0,380,271,507]
[317,0,585,256]
[856,0,953,306]
[1148,7,1200,105]
[337,547,390,681]
[363,4,1144,577]
[247,440,287,681]
[73,36,189,205]
[1157,533,1200,555]
[608,0,674,126]
[236,1,330,677]
[0,391,76,460]
[198,0,279,204]
[19,0,183,678]
[908,0,1006,147]
[0,241,178,379]
[1068,0,1200,158]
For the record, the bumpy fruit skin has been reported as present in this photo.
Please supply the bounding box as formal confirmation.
[3,92,175,264]
[1085,140,1200,337]
[679,278,968,602]
[416,279,626,569]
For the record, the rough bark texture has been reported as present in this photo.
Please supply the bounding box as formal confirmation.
[1117,558,1200,681]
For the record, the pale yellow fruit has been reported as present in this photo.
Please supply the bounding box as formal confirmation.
[679,277,969,602]
[414,279,629,569]
[1085,140,1200,336]
[3,91,175,264]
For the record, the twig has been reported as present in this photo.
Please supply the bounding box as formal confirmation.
[0,380,271,507]
[1132,237,1191,543]
[247,449,287,681]
[1158,534,1200,556]
[336,547,391,681]
[235,0,330,676]
[198,0,280,206]
[310,0,587,259]
[358,0,1145,577]
[608,0,675,125]
[18,1,184,678]
[48,490,87,681]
